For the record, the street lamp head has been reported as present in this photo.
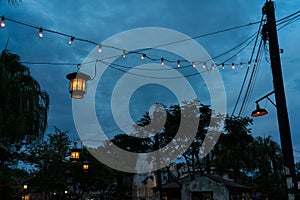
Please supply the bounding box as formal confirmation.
[251,103,268,117]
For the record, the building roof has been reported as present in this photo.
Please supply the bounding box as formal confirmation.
[162,174,251,191]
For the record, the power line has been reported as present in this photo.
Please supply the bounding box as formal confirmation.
[231,15,265,116]
[238,38,263,116]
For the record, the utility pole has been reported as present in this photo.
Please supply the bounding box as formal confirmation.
[263,1,299,199]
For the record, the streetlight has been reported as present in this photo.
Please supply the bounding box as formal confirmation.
[251,91,275,117]
[251,103,268,117]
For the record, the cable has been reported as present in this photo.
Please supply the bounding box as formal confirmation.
[1,14,261,57]
[231,15,265,116]
[21,31,257,76]
[238,38,263,116]
[277,14,300,31]
[21,61,79,66]
[242,46,263,116]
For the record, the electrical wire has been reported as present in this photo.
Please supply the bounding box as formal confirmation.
[1,14,261,57]
[242,46,264,116]
[231,15,265,116]
[238,38,263,117]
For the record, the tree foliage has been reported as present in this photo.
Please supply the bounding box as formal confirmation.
[0,50,49,145]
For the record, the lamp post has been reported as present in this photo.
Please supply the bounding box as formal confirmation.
[258,1,299,199]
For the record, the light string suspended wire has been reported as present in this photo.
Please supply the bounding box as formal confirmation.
[0,14,262,62]
[60,32,258,80]
[238,38,264,117]
[20,30,258,79]
[1,11,299,68]
[231,15,265,116]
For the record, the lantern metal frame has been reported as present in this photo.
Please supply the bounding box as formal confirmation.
[66,71,91,99]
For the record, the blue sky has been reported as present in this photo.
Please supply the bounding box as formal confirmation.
[1,0,300,162]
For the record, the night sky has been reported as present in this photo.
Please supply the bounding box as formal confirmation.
[1,0,300,162]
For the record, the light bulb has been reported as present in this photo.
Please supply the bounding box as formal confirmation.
[248,61,251,67]
[38,27,43,38]
[161,58,164,66]
[231,63,235,70]
[122,50,126,58]
[68,37,74,45]
[192,62,196,68]
[141,54,146,60]
[211,63,215,70]
[240,62,243,68]
[1,16,5,28]
[222,63,225,70]
[202,63,206,69]
[98,44,102,53]
[177,60,181,68]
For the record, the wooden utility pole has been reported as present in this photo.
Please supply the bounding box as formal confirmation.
[263,1,299,199]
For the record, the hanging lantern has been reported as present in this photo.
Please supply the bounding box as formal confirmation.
[66,72,91,99]
[70,148,80,162]
[82,161,89,172]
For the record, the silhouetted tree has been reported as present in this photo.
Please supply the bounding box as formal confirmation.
[0,50,49,146]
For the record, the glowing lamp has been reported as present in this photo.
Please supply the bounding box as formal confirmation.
[70,149,80,162]
[66,72,91,99]
[251,103,268,117]
[82,161,89,172]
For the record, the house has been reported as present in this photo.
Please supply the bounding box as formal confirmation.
[162,174,251,200]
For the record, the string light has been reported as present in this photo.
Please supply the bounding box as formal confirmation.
[141,53,146,60]
[38,27,43,38]
[192,62,196,68]
[211,63,215,70]
[177,60,181,68]
[68,36,75,45]
[0,15,257,73]
[98,44,102,53]
[161,58,165,66]
[1,16,5,28]
[231,63,235,70]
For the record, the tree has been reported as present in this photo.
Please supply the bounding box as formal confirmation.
[252,136,285,199]
[24,128,70,200]
[0,50,49,146]
[0,0,21,5]
[213,116,254,183]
